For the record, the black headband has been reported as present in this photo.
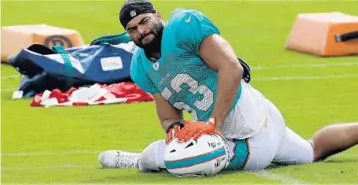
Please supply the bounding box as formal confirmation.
[119,2,156,29]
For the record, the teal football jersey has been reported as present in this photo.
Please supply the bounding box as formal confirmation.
[130,9,242,121]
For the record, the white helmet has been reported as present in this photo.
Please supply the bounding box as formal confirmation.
[164,134,231,177]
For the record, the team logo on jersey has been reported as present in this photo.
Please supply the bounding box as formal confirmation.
[153,62,159,70]
[130,10,137,17]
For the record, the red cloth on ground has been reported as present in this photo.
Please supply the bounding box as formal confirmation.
[30,82,154,107]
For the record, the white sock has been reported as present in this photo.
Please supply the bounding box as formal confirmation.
[138,140,166,172]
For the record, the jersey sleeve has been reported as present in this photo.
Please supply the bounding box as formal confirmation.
[172,9,220,55]
[130,50,159,95]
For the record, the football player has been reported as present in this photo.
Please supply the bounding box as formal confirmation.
[98,0,358,173]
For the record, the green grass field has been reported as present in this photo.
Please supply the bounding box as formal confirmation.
[1,0,358,184]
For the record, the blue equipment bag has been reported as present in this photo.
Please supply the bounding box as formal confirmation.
[9,32,136,97]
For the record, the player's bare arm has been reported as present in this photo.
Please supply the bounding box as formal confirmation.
[199,34,244,131]
[153,93,185,144]
[153,93,183,131]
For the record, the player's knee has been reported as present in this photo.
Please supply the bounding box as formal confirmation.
[310,137,334,162]
[138,140,166,172]
[311,140,330,162]
[310,124,346,162]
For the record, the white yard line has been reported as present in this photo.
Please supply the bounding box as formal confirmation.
[250,61,358,70]
[0,150,103,156]
[0,88,17,92]
[1,62,358,80]
[254,74,358,81]
[1,164,98,171]
[0,74,22,80]
[2,74,358,94]
[255,170,312,185]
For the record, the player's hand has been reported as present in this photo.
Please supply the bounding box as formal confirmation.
[165,122,185,144]
[176,119,221,142]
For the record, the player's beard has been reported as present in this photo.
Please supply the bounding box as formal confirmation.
[137,21,164,56]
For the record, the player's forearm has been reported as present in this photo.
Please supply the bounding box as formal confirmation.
[153,93,184,133]
[211,65,243,130]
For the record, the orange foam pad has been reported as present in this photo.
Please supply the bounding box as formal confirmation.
[1,24,85,62]
[285,12,358,56]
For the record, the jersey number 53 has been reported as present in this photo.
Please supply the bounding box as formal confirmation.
[161,74,214,120]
